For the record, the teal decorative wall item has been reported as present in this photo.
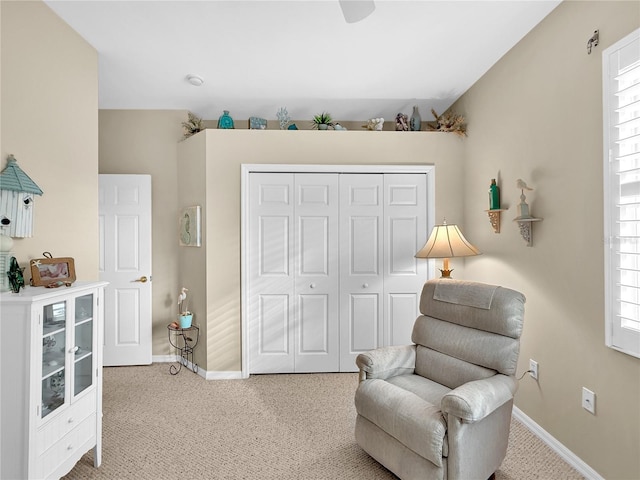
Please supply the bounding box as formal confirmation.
[218,110,235,129]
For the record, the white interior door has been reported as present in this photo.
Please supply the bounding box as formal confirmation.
[339,174,384,372]
[248,173,295,373]
[99,174,152,366]
[294,174,339,372]
[384,174,428,346]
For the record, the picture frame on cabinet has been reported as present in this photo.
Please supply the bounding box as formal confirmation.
[179,205,202,247]
[30,256,76,287]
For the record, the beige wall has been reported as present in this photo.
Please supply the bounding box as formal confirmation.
[176,132,208,369]
[98,110,187,354]
[1,1,98,281]
[453,1,640,478]
[178,129,465,372]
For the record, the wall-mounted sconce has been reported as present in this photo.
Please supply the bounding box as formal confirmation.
[587,30,599,54]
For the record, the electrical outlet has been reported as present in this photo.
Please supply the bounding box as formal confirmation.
[529,359,539,380]
[582,387,596,415]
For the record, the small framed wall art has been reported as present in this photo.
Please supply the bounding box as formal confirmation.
[179,205,201,247]
[30,254,76,287]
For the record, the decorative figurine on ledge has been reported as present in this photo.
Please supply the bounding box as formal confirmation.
[364,117,384,131]
[395,113,409,131]
[427,108,467,137]
[515,179,534,219]
[513,178,542,246]
[181,112,203,139]
[276,107,291,130]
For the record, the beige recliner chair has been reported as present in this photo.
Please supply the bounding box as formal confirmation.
[355,278,526,480]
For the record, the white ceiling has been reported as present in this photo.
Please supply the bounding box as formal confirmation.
[44,0,561,122]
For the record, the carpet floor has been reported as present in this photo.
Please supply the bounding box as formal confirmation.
[63,363,584,479]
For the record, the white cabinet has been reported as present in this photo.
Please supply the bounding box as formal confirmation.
[248,172,428,374]
[0,281,107,480]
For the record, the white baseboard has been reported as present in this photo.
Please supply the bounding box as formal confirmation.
[512,406,604,480]
[152,355,178,363]
[152,355,242,380]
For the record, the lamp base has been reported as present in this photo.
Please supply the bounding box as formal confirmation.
[438,269,453,278]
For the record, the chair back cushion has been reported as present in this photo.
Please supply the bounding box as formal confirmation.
[412,279,525,388]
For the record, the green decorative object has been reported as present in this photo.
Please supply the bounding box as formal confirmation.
[311,112,334,130]
[7,256,25,293]
[489,179,500,210]
[218,110,235,129]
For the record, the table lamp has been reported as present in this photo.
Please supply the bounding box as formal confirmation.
[415,219,481,278]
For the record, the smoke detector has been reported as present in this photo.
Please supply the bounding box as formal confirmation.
[186,74,204,87]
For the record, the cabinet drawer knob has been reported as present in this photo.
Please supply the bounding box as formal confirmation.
[68,417,74,424]
[67,445,73,451]
[310,283,316,289]
[69,346,79,354]
[363,283,369,288]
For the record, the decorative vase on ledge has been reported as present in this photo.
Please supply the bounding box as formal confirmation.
[179,313,193,329]
[410,105,421,131]
[218,110,234,129]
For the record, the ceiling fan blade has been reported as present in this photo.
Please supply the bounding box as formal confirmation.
[339,0,376,23]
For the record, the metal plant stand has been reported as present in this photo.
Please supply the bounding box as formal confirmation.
[167,324,199,375]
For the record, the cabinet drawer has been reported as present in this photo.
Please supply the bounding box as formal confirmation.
[37,413,96,479]
[36,389,96,456]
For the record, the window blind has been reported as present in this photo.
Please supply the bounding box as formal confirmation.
[604,28,640,357]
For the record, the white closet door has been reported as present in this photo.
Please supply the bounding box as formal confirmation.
[339,174,384,372]
[248,173,295,373]
[294,174,339,372]
[383,174,428,346]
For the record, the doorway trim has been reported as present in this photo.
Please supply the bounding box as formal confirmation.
[240,164,435,378]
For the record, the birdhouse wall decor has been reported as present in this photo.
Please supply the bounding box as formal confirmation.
[0,155,44,238]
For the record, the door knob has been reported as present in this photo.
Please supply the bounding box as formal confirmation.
[134,276,148,283]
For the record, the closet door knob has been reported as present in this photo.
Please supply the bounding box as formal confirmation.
[310,283,316,289]
[363,283,369,288]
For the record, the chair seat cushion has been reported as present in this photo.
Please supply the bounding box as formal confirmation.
[355,378,447,467]
[387,374,452,406]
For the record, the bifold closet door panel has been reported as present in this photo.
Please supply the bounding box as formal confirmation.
[294,174,340,373]
[248,171,429,374]
[339,174,384,372]
[383,174,428,347]
[248,173,295,373]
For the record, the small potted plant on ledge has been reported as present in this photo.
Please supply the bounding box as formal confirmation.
[311,112,334,130]
[177,287,193,328]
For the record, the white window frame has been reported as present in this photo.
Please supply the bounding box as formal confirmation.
[604,28,640,358]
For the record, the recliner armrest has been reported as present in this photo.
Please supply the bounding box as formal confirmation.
[356,345,416,381]
[441,374,518,423]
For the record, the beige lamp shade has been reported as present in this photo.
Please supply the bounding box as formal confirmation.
[415,221,480,278]
[416,223,480,258]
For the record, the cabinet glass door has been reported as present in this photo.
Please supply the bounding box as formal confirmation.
[73,294,94,396]
[41,301,67,418]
